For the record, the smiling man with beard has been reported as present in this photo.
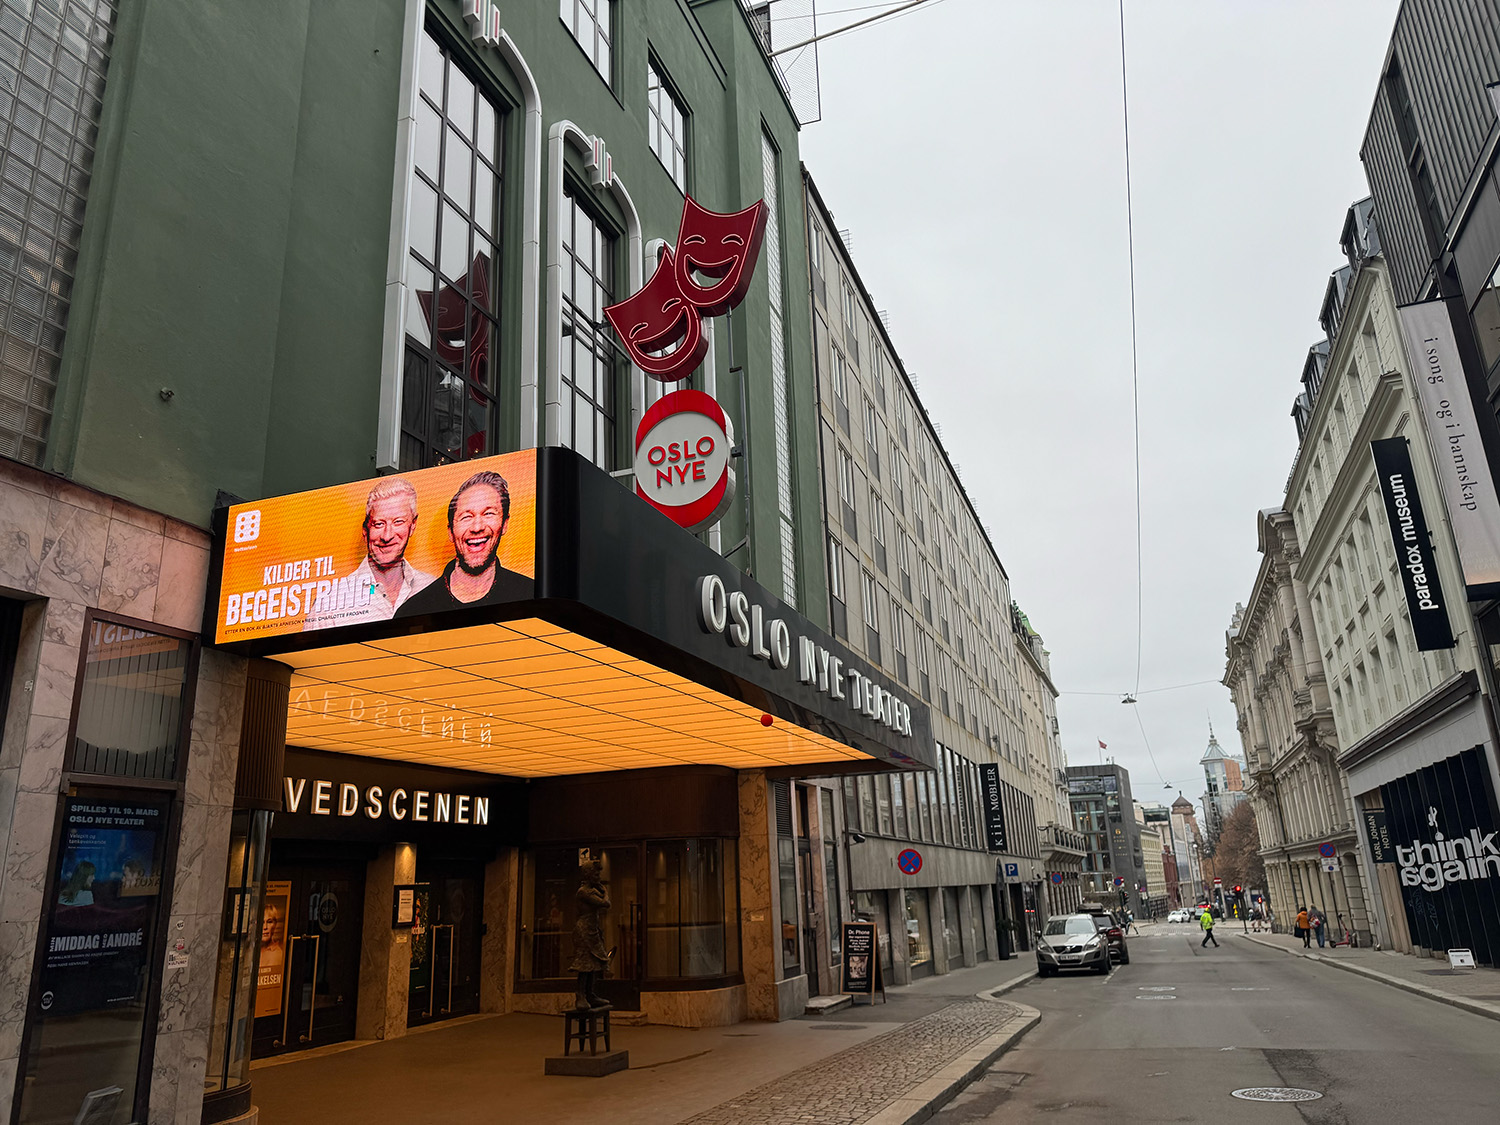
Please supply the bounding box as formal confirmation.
[394,469,533,617]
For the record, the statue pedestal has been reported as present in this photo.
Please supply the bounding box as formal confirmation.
[544,1050,629,1077]
[546,1006,626,1076]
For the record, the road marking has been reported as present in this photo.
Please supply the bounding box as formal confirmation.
[1139,986,1176,991]
[1230,987,1269,991]
[1135,995,1176,1000]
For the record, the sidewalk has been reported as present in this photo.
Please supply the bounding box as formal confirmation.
[1240,929,1500,1022]
[249,957,1040,1125]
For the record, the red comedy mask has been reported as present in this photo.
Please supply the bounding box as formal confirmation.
[602,245,708,381]
[672,197,768,317]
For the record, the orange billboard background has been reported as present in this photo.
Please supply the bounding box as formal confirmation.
[215,451,537,645]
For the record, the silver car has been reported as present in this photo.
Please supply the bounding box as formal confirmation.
[1036,913,1112,977]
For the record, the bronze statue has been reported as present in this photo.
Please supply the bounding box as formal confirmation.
[569,857,612,1010]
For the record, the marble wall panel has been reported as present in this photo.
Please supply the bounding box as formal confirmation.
[36,498,109,605]
[99,518,164,620]
[0,463,223,1125]
[156,537,211,635]
[736,771,777,1021]
[481,849,517,1014]
[0,484,48,592]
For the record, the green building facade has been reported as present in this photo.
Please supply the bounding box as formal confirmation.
[0,3,859,1123]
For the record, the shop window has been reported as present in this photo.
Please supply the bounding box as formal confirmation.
[820,790,842,961]
[943,886,963,969]
[69,616,195,780]
[519,846,641,984]
[402,30,502,470]
[646,839,738,979]
[904,888,933,976]
[855,890,892,973]
[778,835,799,973]
[561,185,620,470]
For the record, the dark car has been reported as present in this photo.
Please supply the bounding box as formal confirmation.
[1084,907,1131,965]
[1035,913,1112,977]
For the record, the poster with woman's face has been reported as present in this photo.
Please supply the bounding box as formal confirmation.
[255,882,292,1018]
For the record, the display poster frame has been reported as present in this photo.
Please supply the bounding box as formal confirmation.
[840,921,885,1002]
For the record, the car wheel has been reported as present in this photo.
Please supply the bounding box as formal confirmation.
[1038,966,1056,978]
[1120,950,1130,965]
[1095,959,1110,975]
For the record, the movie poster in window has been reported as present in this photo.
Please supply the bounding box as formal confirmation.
[39,796,170,1017]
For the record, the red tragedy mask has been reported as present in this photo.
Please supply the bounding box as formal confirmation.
[672,197,768,317]
[603,245,708,381]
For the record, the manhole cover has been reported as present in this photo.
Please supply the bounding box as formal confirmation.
[809,1023,866,1031]
[1231,1088,1323,1103]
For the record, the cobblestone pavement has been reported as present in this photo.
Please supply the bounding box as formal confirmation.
[676,999,1022,1125]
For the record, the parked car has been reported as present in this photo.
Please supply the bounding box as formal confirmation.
[1035,913,1112,977]
[1083,907,1131,964]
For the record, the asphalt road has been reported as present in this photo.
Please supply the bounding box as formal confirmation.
[931,921,1500,1124]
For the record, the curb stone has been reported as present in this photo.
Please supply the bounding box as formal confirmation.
[1239,932,1500,1023]
[855,981,1040,1125]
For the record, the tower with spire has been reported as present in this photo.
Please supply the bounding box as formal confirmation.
[1200,724,1247,842]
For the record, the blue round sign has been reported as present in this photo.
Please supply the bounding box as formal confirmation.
[1113,876,1125,888]
[897,848,923,874]
[1319,841,1337,858]
[1050,872,1065,885]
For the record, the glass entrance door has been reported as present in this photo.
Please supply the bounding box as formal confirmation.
[252,861,364,1057]
[408,864,483,1026]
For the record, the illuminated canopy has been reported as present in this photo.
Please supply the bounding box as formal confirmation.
[207,448,933,780]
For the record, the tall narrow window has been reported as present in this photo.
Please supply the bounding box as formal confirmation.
[0,0,119,465]
[560,186,618,469]
[561,0,612,82]
[762,131,797,606]
[862,570,881,664]
[828,532,846,639]
[837,446,857,538]
[402,31,502,470]
[647,59,687,190]
[831,349,850,434]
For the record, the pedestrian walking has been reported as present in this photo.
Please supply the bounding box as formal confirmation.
[1296,906,1311,947]
[1310,906,1327,949]
[1200,906,1218,948]
[1126,910,1140,935]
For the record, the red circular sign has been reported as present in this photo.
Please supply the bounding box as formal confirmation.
[897,849,923,874]
[633,389,735,533]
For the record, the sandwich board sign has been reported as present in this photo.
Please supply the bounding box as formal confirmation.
[840,921,885,1003]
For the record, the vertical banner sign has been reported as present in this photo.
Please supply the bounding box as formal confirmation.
[1398,300,1500,591]
[979,763,1008,853]
[256,881,292,1018]
[1363,807,1394,864]
[1370,438,1457,650]
[841,921,877,995]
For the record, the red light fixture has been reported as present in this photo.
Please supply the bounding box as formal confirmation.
[760,713,774,727]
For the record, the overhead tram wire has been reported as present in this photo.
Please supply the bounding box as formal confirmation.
[1132,703,1172,789]
[1117,0,1146,699]
[1061,678,1224,698]
[768,0,947,57]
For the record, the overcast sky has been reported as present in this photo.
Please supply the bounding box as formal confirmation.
[797,0,1402,806]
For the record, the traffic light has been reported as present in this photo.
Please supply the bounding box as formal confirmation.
[1233,885,1242,896]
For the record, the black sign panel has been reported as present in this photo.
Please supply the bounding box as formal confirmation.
[1363,807,1395,864]
[841,922,877,994]
[275,747,524,850]
[1381,745,1500,965]
[980,763,1008,852]
[1371,438,1456,651]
